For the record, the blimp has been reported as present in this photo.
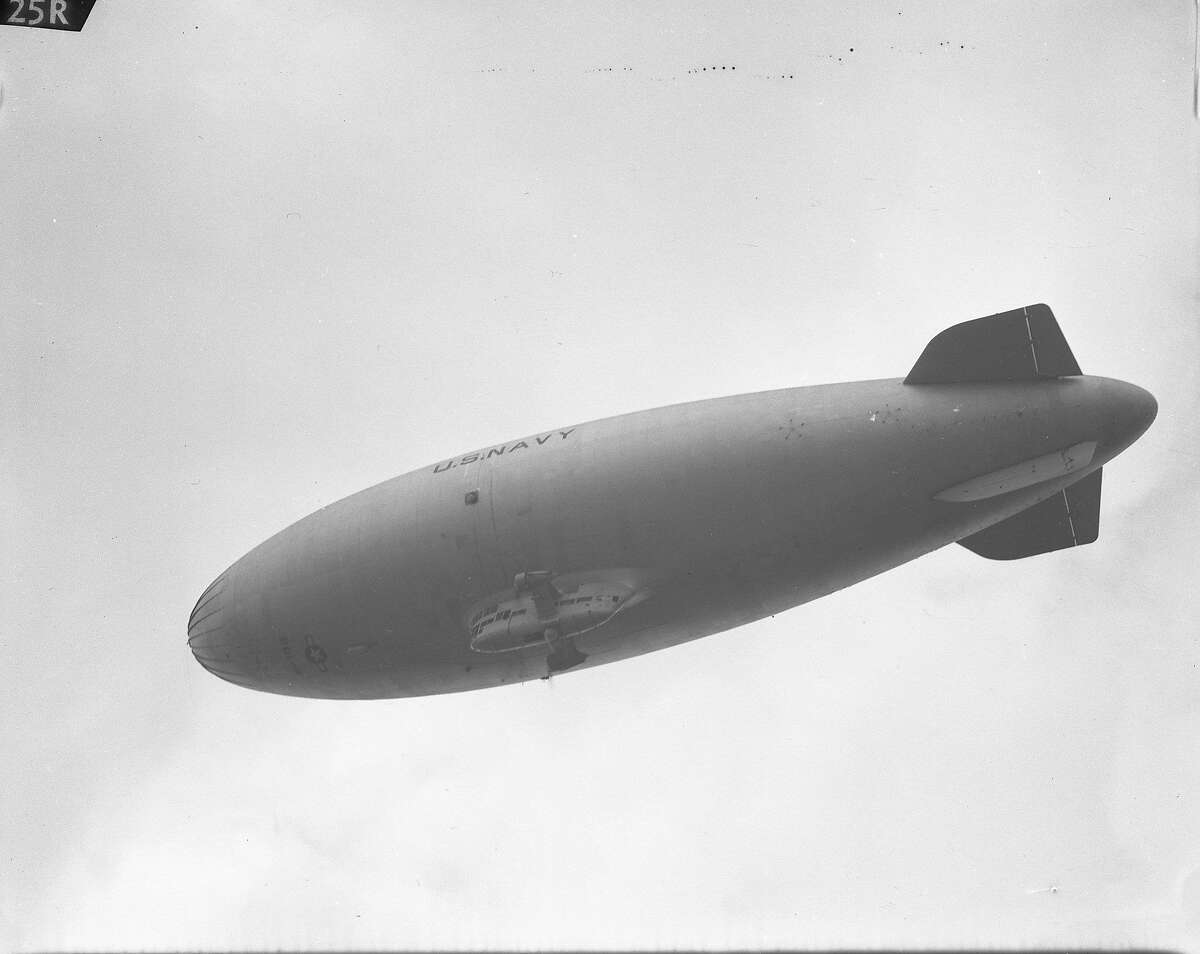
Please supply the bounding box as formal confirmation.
[188,305,1156,699]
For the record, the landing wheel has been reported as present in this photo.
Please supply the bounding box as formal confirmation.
[544,629,588,675]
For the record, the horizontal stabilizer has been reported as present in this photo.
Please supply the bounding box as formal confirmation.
[934,441,1096,502]
[905,303,1082,385]
[958,468,1102,560]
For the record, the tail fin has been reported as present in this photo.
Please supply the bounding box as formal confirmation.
[958,469,1103,560]
[905,303,1082,385]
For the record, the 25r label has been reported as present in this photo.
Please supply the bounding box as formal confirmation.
[3,0,96,31]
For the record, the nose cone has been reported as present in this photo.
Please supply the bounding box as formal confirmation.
[187,571,260,690]
[1100,377,1158,457]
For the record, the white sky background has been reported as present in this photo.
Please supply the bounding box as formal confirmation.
[2,0,1198,949]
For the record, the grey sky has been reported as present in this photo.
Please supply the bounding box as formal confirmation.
[2,0,1198,949]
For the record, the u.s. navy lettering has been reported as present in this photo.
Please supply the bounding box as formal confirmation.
[432,428,576,474]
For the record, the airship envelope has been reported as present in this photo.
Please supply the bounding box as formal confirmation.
[189,304,1156,698]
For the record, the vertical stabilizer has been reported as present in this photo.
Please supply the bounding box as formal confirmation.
[905,304,1082,385]
[958,469,1103,560]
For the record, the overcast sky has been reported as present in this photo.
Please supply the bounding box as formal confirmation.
[2,1,1198,950]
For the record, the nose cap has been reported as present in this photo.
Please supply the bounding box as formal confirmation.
[187,572,259,689]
